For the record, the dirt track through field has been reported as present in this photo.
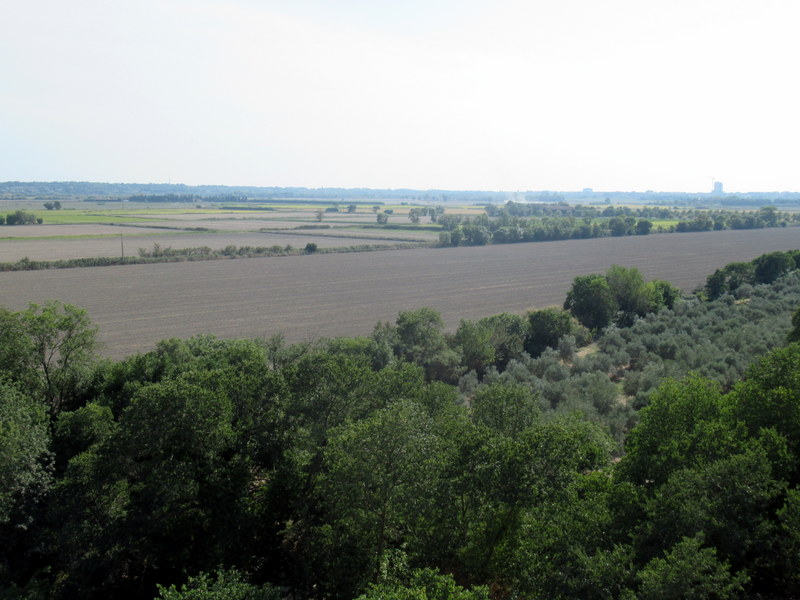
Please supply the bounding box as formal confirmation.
[1,228,798,358]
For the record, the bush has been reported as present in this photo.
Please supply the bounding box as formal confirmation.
[636,536,747,600]
[5,210,37,225]
[558,335,577,361]
[155,569,281,600]
[527,308,579,357]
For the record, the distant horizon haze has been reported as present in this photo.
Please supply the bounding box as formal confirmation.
[2,1,798,193]
[1,180,799,197]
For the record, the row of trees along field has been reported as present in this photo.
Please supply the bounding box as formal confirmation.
[437,203,799,246]
[2,250,800,599]
[1,210,41,225]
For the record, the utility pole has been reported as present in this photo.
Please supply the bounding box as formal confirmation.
[120,233,124,259]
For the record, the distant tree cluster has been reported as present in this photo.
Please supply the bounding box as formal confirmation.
[705,250,800,299]
[136,243,318,259]
[406,206,444,224]
[127,194,248,203]
[564,265,680,330]
[129,194,198,203]
[439,203,798,247]
[2,210,40,225]
[490,201,795,227]
[43,201,62,210]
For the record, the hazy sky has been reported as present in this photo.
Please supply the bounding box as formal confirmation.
[1,0,798,192]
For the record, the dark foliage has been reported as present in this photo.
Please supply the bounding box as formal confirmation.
[2,252,800,599]
[440,203,800,247]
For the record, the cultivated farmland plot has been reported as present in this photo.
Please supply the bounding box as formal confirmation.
[132,212,312,230]
[0,224,175,238]
[132,210,384,222]
[0,227,798,359]
[133,218,341,231]
[0,231,417,262]
[136,215,436,232]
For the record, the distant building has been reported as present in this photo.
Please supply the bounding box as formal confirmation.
[713,181,724,194]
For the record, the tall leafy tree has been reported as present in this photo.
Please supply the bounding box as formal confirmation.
[0,302,97,417]
[453,319,496,377]
[470,383,539,437]
[477,313,529,371]
[564,274,617,331]
[641,447,782,572]
[727,343,800,483]
[644,279,681,311]
[753,251,795,284]
[526,307,579,357]
[0,382,51,525]
[316,400,443,596]
[394,308,460,382]
[635,535,747,600]
[49,378,252,599]
[616,376,737,489]
[605,265,651,326]
[0,381,53,595]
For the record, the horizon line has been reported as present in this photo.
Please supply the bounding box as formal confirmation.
[2,180,800,196]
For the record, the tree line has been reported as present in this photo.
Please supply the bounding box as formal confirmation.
[437,203,798,247]
[0,242,420,273]
[705,250,800,299]
[1,210,41,225]
[126,194,248,203]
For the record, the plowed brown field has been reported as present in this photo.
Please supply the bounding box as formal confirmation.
[1,228,798,358]
[0,224,173,237]
[137,211,406,230]
[0,231,416,262]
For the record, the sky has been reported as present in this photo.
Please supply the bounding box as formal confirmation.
[1,0,798,193]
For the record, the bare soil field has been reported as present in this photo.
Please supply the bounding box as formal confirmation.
[134,210,315,221]
[307,212,419,224]
[0,224,173,238]
[273,228,439,242]
[0,231,414,262]
[0,227,797,359]
[139,213,430,231]
[134,209,377,220]
[138,217,301,231]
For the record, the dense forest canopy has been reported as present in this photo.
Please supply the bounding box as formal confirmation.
[2,251,800,599]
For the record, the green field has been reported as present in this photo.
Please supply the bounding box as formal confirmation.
[650,219,682,228]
